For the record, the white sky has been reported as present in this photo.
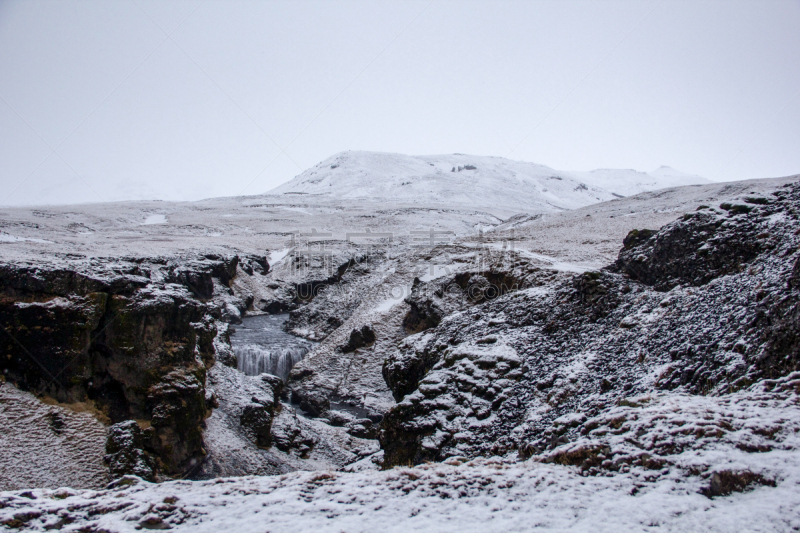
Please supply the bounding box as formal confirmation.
[1,0,798,206]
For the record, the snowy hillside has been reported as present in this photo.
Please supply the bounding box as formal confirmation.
[572,165,709,197]
[269,151,709,212]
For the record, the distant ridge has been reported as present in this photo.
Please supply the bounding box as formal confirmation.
[270,151,709,214]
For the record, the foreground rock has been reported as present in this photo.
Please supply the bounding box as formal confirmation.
[196,361,377,479]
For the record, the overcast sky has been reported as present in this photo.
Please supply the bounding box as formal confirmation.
[1,0,798,206]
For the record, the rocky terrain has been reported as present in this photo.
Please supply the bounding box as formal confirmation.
[380,184,800,473]
[0,158,798,531]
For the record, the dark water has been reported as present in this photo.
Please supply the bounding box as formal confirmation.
[229,314,314,381]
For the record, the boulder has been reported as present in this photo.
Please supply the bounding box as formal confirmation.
[340,325,376,353]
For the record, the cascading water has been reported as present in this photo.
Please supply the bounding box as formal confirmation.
[229,314,314,381]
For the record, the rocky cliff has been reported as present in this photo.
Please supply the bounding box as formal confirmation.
[0,254,243,479]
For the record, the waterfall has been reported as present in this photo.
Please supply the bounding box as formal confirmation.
[229,313,314,381]
[234,344,310,381]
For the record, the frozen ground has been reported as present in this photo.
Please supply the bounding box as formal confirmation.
[3,386,800,533]
[0,382,109,491]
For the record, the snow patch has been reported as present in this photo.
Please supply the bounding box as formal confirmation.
[268,248,292,265]
[0,234,52,244]
[142,214,167,225]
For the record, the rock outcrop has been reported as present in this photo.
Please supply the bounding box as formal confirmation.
[611,198,774,290]
[340,325,376,353]
[380,183,800,469]
[196,362,378,478]
[384,267,554,402]
[104,421,157,481]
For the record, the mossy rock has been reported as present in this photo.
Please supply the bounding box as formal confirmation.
[719,203,752,215]
[622,229,655,249]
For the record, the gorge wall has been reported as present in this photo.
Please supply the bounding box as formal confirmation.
[0,255,244,480]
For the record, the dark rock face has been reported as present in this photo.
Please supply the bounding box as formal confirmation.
[271,411,317,457]
[104,421,157,481]
[401,268,540,335]
[386,267,552,402]
[346,418,377,439]
[340,325,375,353]
[0,254,240,477]
[205,254,240,287]
[146,368,209,472]
[167,255,239,299]
[381,332,524,466]
[0,264,149,298]
[239,255,270,276]
[383,333,445,403]
[290,387,330,418]
[379,183,800,468]
[401,278,448,334]
[240,403,275,447]
[259,299,294,314]
[612,203,770,291]
[401,298,443,334]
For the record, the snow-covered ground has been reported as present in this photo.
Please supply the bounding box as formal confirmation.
[4,412,800,533]
[0,174,787,270]
[2,370,800,531]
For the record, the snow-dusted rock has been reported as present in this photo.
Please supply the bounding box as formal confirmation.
[0,256,239,478]
[380,183,800,469]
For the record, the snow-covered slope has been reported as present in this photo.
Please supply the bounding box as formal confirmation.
[572,165,709,197]
[269,151,709,212]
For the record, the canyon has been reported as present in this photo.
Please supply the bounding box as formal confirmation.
[0,152,798,531]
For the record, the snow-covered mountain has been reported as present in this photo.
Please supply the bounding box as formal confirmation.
[571,165,709,197]
[269,151,709,212]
